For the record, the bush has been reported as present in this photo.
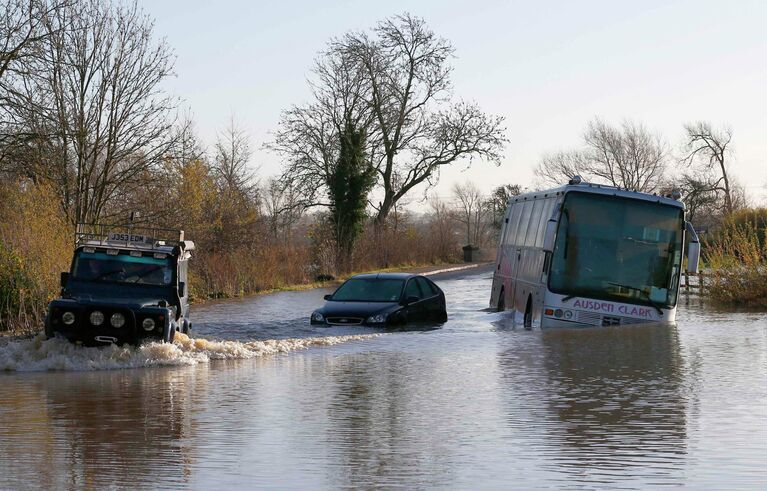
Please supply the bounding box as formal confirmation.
[705,211,767,307]
[0,181,71,333]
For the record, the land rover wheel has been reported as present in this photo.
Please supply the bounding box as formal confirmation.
[181,318,190,334]
[44,311,54,339]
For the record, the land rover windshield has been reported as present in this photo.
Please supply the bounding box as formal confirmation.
[549,192,684,307]
[72,250,173,286]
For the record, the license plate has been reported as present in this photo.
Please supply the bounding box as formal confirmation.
[108,232,147,244]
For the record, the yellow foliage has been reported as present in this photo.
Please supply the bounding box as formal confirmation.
[0,181,71,332]
[705,216,767,307]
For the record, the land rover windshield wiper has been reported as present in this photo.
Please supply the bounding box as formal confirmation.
[607,282,663,315]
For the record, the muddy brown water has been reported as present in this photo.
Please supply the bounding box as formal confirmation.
[1,267,766,489]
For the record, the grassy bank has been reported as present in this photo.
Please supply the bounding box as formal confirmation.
[703,208,767,308]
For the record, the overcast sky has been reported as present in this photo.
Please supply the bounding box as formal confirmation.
[144,0,767,204]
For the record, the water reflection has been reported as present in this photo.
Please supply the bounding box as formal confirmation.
[497,324,687,484]
[3,269,767,489]
[323,349,458,488]
[0,366,204,489]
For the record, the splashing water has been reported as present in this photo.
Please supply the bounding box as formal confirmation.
[0,332,381,372]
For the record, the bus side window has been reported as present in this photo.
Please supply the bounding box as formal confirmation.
[506,203,523,246]
[535,198,555,247]
[517,201,533,248]
[526,199,545,247]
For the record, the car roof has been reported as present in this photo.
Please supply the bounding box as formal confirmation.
[350,272,417,280]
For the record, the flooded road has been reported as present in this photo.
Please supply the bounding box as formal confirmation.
[2,267,767,489]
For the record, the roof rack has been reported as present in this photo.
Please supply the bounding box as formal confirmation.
[75,223,193,252]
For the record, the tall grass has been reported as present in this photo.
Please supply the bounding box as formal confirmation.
[705,210,767,307]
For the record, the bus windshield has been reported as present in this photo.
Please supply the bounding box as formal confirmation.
[549,192,684,307]
[72,251,173,286]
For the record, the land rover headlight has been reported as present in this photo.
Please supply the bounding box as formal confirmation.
[142,318,155,331]
[311,312,324,322]
[110,313,126,328]
[62,311,75,325]
[366,314,387,324]
[90,310,104,326]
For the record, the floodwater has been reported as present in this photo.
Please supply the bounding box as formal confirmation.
[1,267,767,489]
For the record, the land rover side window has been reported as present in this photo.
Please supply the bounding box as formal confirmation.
[72,251,173,286]
[549,192,684,307]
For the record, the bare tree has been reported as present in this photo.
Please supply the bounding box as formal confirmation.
[263,177,304,244]
[535,118,667,192]
[0,0,68,168]
[270,13,508,226]
[682,121,735,215]
[427,195,457,261]
[0,0,64,81]
[3,0,176,224]
[213,116,256,196]
[453,181,489,247]
[269,43,371,209]
[536,150,589,188]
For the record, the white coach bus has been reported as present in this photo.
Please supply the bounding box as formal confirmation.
[490,177,700,328]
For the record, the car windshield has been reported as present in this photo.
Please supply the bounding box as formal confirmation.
[331,278,404,302]
[72,251,173,286]
[549,192,684,307]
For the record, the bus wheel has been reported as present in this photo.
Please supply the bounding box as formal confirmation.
[524,298,533,330]
[497,288,505,312]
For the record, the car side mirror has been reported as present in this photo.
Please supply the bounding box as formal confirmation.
[542,219,558,252]
[178,281,186,297]
[323,294,332,301]
[60,272,69,288]
[403,295,420,305]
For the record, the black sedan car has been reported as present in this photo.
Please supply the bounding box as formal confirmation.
[310,273,448,327]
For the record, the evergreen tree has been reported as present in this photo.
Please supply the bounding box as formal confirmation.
[327,123,376,273]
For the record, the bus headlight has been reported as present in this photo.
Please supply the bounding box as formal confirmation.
[110,313,126,328]
[563,310,573,320]
[90,310,104,326]
[62,311,75,325]
[142,318,155,331]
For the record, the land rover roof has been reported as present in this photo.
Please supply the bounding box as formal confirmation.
[74,223,195,256]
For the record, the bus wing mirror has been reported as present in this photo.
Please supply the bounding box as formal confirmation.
[685,221,700,274]
[60,272,69,288]
[687,242,700,274]
[542,219,558,252]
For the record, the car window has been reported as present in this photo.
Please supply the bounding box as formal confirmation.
[404,279,422,300]
[415,277,436,297]
[332,278,404,302]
